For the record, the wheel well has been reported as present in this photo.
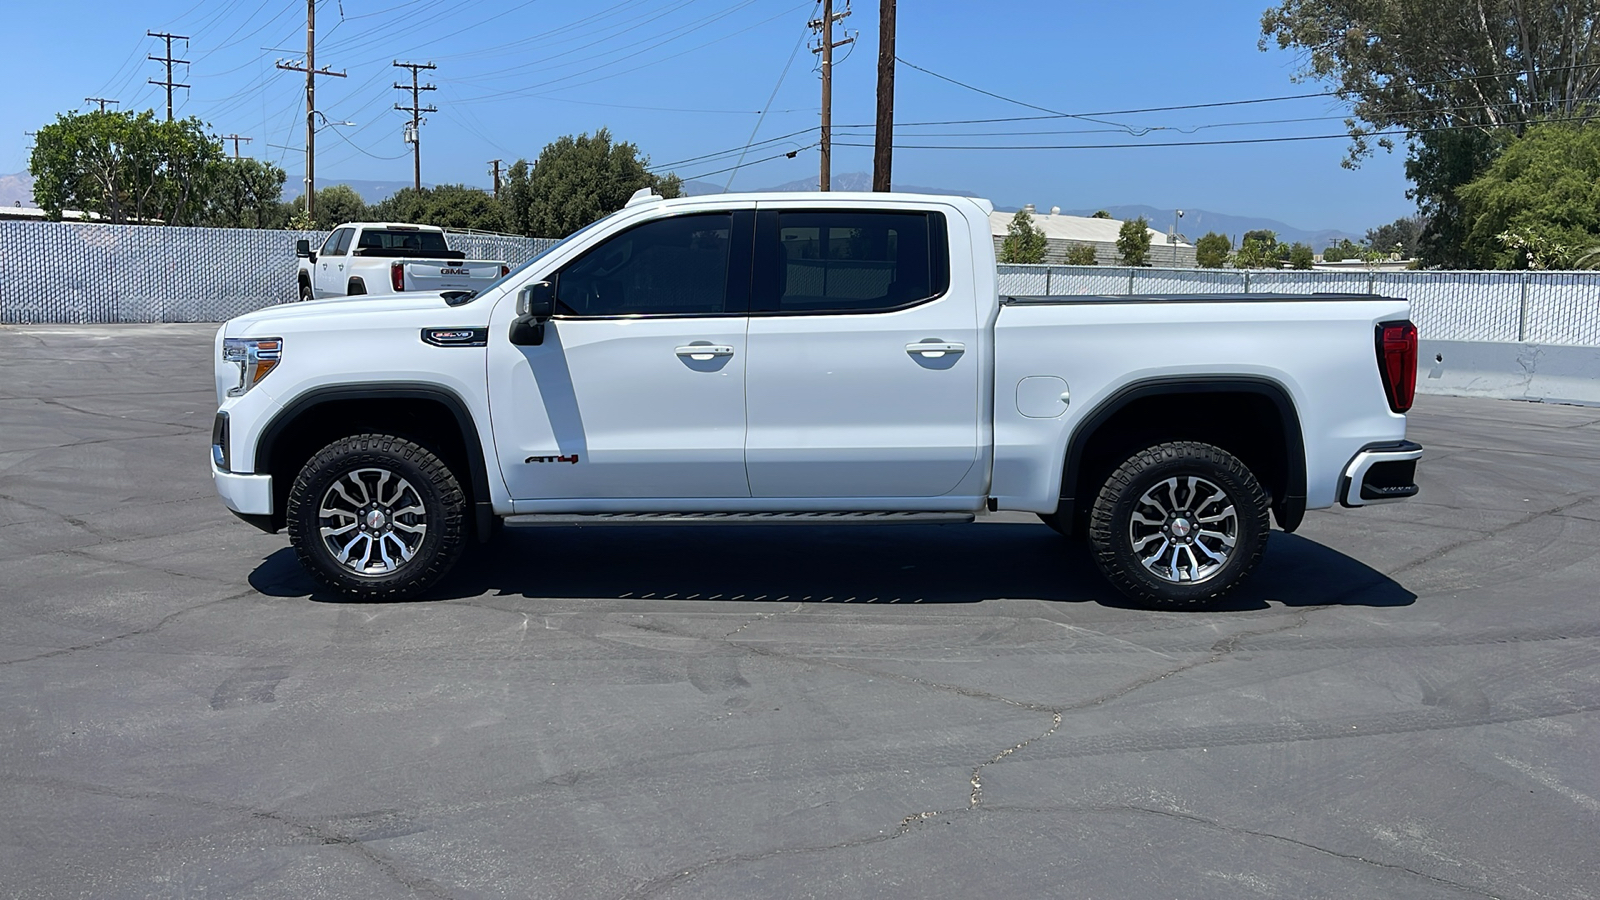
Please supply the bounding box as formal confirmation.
[257,396,481,535]
[347,277,366,294]
[1064,387,1304,533]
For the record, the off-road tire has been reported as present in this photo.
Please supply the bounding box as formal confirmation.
[287,434,467,600]
[1088,441,1269,609]
[298,278,313,302]
[347,278,366,295]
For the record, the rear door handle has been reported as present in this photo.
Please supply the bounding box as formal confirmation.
[675,344,735,360]
[906,341,965,358]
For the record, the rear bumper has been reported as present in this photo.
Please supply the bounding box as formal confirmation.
[1339,440,1423,507]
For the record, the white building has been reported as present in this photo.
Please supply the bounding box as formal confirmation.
[990,205,1196,268]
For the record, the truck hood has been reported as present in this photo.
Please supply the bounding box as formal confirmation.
[224,292,456,334]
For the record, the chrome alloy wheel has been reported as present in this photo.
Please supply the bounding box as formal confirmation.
[317,467,428,576]
[1128,475,1238,584]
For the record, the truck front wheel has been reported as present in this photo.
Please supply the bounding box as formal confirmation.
[298,278,313,302]
[1087,441,1269,609]
[286,434,467,601]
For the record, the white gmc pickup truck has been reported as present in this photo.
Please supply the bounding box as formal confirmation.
[294,222,506,300]
[215,190,1422,607]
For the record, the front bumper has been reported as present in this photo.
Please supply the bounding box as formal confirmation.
[1339,440,1423,507]
[213,465,274,516]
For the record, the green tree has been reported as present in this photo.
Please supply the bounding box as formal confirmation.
[1321,238,1364,262]
[1260,1,1600,266]
[1234,234,1284,269]
[1288,242,1316,269]
[1194,231,1232,268]
[501,158,535,236]
[371,184,507,231]
[503,128,681,238]
[1364,214,1424,259]
[29,109,222,225]
[200,158,287,229]
[1260,1,1600,164]
[1000,209,1048,263]
[1091,209,1112,219]
[1116,216,1152,266]
[1457,121,1600,269]
[288,184,368,229]
[1064,243,1098,266]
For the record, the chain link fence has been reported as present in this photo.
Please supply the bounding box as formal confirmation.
[998,264,1600,347]
[4,223,1598,347]
[0,221,556,325]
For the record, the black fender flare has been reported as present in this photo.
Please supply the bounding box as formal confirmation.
[1057,375,1308,533]
[254,383,496,539]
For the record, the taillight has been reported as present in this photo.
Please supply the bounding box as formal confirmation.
[1376,320,1418,413]
[501,264,510,276]
[390,261,405,292]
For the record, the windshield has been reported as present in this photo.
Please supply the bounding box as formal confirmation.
[357,229,451,253]
[472,212,621,299]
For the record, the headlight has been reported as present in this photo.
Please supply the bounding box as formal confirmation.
[222,337,283,396]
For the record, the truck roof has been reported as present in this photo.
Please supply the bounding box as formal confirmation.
[629,189,996,217]
[332,222,448,232]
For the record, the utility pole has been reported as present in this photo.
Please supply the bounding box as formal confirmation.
[394,61,438,192]
[872,0,895,192]
[85,97,120,113]
[221,134,253,159]
[811,0,853,191]
[487,159,502,200]
[276,0,346,223]
[146,32,190,121]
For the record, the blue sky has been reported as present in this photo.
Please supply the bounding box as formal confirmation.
[5,0,1417,233]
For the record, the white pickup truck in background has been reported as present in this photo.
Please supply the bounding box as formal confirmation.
[294,223,507,300]
[221,190,1423,608]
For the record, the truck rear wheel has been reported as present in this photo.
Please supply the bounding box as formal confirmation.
[1087,441,1269,609]
[286,433,467,601]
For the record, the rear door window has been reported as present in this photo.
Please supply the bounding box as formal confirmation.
[753,210,948,314]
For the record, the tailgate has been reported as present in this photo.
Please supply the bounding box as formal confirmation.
[400,260,505,291]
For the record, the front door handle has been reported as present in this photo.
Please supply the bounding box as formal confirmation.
[675,344,735,360]
[906,341,965,358]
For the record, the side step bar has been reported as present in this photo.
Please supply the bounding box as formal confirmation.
[504,511,976,527]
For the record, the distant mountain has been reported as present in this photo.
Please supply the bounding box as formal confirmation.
[1,171,35,208]
[1061,204,1360,251]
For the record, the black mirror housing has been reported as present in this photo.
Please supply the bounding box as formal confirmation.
[516,282,556,320]
[510,281,556,346]
[294,239,311,258]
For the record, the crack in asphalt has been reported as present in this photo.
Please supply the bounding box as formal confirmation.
[980,804,1505,900]
[2,774,457,899]
[31,395,208,431]
[0,591,251,667]
[611,603,1333,898]
[0,427,209,457]
[1387,493,1597,578]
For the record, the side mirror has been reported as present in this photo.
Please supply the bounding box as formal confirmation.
[510,281,555,346]
[295,239,311,258]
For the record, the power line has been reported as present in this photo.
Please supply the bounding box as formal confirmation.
[829,119,1534,153]
[147,31,191,121]
[393,60,438,191]
[221,134,253,158]
[723,2,817,191]
[85,97,120,113]
[275,0,346,222]
[810,0,852,191]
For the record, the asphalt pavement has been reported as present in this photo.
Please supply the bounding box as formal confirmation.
[2,323,1597,899]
